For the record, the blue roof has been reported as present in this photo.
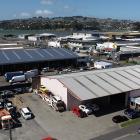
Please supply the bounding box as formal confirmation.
[0,48,78,65]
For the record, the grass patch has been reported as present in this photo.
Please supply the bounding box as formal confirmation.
[120,117,140,128]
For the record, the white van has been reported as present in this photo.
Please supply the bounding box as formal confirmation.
[9,75,26,84]
[20,107,32,120]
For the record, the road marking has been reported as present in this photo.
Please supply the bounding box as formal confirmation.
[113,133,137,140]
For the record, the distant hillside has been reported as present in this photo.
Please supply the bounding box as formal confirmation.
[0,16,139,31]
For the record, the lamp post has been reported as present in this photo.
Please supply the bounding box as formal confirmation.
[8,118,12,140]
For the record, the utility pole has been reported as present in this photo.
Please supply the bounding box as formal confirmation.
[8,119,12,140]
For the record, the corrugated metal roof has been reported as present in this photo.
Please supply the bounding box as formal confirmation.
[49,65,140,100]
[60,78,96,100]
[75,76,109,97]
[95,73,131,92]
[0,48,77,65]
[86,75,120,94]
[106,71,139,89]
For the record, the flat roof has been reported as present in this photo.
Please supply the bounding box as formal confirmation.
[0,48,78,65]
[48,65,140,101]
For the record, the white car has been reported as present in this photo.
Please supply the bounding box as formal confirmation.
[79,105,92,115]
[42,67,49,72]
[20,107,32,120]
[51,96,62,103]
[4,102,14,111]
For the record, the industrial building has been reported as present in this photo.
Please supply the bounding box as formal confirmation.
[0,47,78,74]
[28,33,56,41]
[39,65,140,110]
[18,33,56,41]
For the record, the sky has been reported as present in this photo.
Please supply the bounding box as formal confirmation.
[0,0,140,20]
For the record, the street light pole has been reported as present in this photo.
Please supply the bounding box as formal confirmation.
[8,119,12,140]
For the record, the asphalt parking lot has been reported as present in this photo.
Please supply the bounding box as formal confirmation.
[0,92,123,140]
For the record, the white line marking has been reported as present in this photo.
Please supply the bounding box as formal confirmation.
[52,48,64,56]
[24,50,33,59]
[60,48,74,56]
[34,50,45,58]
[2,50,10,61]
[43,49,54,57]
[113,133,137,140]
[12,51,21,60]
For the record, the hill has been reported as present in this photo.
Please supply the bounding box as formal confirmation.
[0,16,138,31]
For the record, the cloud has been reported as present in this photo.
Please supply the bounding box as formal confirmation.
[41,0,53,5]
[35,9,53,16]
[20,12,30,17]
[64,5,69,9]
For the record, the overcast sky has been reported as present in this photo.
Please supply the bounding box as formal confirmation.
[0,0,140,20]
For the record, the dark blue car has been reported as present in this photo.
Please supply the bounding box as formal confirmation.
[124,108,140,119]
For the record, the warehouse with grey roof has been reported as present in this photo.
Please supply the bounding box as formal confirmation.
[40,65,140,110]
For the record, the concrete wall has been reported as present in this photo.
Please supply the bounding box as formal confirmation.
[40,77,68,108]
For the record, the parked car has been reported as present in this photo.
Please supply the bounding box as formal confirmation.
[0,101,4,109]
[0,91,4,98]
[86,104,100,112]
[24,87,33,93]
[20,107,32,120]
[4,102,14,111]
[9,75,26,84]
[4,71,24,81]
[51,96,62,104]
[1,90,14,99]
[79,105,92,115]
[13,118,22,128]
[39,85,48,92]
[42,67,50,72]
[48,95,65,112]
[112,115,128,123]
[124,108,140,119]
[13,88,23,94]
[79,67,84,71]
[11,110,20,119]
[62,68,71,73]
[124,108,134,115]
[72,106,87,118]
